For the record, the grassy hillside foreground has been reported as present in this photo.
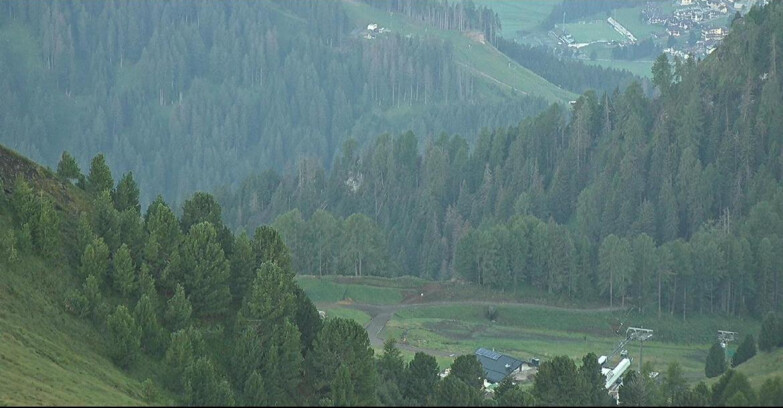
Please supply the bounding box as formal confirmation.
[0,145,168,405]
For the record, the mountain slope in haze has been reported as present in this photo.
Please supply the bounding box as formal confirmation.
[218,0,783,322]
[0,0,577,209]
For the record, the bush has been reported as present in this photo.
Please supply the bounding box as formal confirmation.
[485,306,498,321]
[731,334,756,367]
[705,342,727,378]
[64,289,90,318]
[141,378,159,403]
[106,305,141,368]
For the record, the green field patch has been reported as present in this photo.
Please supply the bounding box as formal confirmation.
[611,7,666,40]
[559,20,625,43]
[296,276,403,304]
[474,1,558,35]
[328,275,429,289]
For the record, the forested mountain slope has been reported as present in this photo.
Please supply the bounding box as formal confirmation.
[0,142,362,405]
[219,0,783,321]
[0,0,579,207]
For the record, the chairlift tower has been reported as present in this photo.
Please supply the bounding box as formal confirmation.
[718,330,737,360]
[626,327,653,373]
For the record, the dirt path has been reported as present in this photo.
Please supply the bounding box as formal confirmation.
[318,299,625,358]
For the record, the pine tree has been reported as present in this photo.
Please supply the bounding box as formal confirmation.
[79,238,110,285]
[82,274,103,320]
[293,285,322,356]
[106,305,141,368]
[164,284,192,332]
[331,364,356,406]
[180,192,223,233]
[449,354,484,390]
[73,212,96,266]
[56,151,81,181]
[579,352,613,406]
[759,312,781,352]
[402,352,439,406]
[176,221,231,318]
[239,261,295,330]
[137,263,157,300]
[183,357,235,406]
[243,370,267,406]
[711,370,757,406]
[377,338,405,385]
[11,176,35,226]
[662,361,687,405]
[32,193,60,258]
[134,294,165,356]
[112,243,136,297]
[705,342,728,378]
[87,153,114,195]
[732,334,757,367]
[92,190,121,252]
[229,231,255,304]
[307,318,378,406]
[434,374,482,407]
[532,355,583,406]
[113,172,141,215]
[252,225,293,274]
[165,328,196,392]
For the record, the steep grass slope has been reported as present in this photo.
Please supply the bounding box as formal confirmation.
[0,145,166,405]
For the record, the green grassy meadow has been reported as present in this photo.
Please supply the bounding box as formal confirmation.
[0,216,167,405]
[295,275,409,305]
[473,1,558,35]
[709,348,783,389]
[611,7,667,40]
[386,303,759,383]
[559,20,625,43]
[299,276,767,385]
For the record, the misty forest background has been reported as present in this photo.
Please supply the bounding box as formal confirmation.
[1,0,782,323]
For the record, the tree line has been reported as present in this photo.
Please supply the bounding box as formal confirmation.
[218,1,783,320]
[495,37,640,96]
[5,158,782,406]
[362,0,502,46]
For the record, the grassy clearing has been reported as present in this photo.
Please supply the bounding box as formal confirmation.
[473,1,557,35]
[295,276,404,305]
[708,348,783,389]
[341,0,576,104]
[0,227,150,405]
[559,21,625,43]
[387,302,760,384]
[611,7,666,40]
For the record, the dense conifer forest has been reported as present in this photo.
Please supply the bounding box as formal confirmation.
[2,0,783,406]
[219,1,783,321]
[0,0,554,206]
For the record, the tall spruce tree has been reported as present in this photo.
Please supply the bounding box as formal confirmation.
[87,154,114,195]
[112,243,136,297]
[106,305,141,368]
[732,334,757,367]
[705,342,728,378]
